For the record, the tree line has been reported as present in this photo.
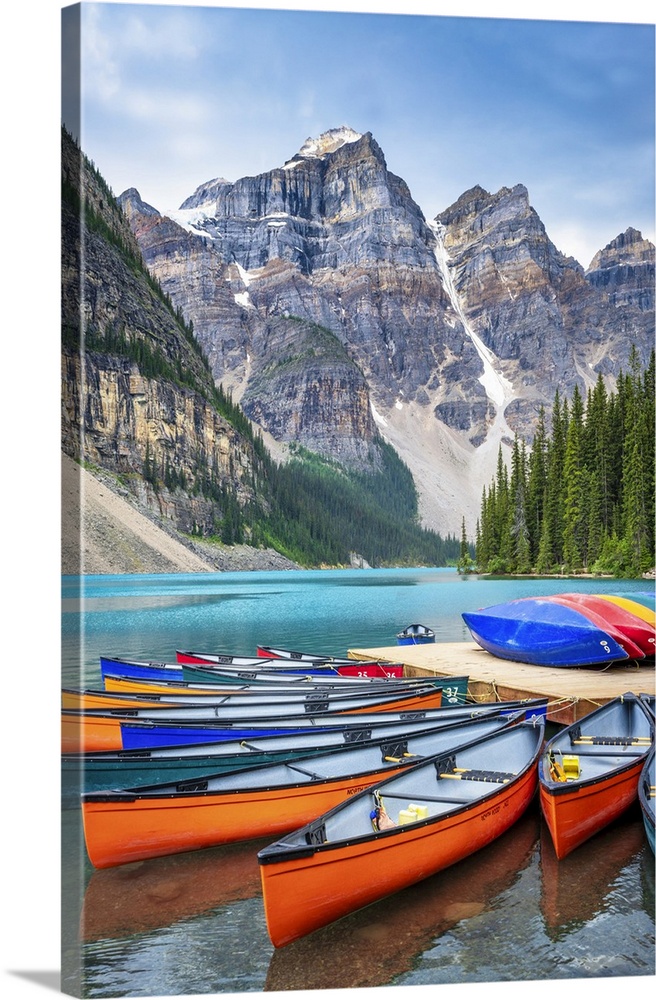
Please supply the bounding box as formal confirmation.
[473,348,655,578]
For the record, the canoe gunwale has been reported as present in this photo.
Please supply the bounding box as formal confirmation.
[259,765,538,865]
[80,712,524,804]
[539,749,651,797]
[258,719,544,865]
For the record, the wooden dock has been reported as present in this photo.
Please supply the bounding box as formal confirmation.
[348,642,655,726]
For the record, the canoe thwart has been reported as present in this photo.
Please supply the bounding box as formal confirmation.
[283,762,323,781]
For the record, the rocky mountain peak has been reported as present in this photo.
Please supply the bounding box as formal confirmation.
[586,227,654,273]
[117,188,160,221]
[179,176,232,212]
[584,227,654,314]
[115,125,654,535]
[292,126,364,161]
[436,183,531,233]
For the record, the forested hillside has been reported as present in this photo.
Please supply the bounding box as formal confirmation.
[475,348,655,578]
[62,127,460,570]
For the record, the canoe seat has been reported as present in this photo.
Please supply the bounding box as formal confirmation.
[568,723,651,747]
[304,821,327,846]
[444,768,514,784]
[572,735,651,746]
[434,754,513,783]
[343,728,374,743]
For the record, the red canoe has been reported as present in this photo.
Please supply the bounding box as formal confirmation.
[541,593,655,659]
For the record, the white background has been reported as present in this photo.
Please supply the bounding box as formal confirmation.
[1,2,653,1000]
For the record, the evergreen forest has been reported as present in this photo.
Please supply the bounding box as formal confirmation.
[474,348,655,579]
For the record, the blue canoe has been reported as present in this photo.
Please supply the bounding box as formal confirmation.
[396,623,435,646]
[461,598,630,668]
[118,698,548,750]
[99,655,279,684]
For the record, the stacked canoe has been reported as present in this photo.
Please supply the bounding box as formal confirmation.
[462,591,655,668]
[62,637,654,949]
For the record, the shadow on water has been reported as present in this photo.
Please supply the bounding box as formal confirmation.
[80,837,270,942]
[265,805,541,991]
[539,807,648,940]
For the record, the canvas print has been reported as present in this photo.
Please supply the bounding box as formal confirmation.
[60,2,655,999]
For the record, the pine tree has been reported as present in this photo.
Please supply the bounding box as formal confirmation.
[622,349,654,573]
[526,407,547,566]
[509,437,531,573]
[457,517,474,575]
[562,385,586,571]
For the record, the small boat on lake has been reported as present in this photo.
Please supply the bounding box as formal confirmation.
[254,645,355,663]
[258,716,545,947]
[63,676,430,712]
[593,593,656,626]
[100,654,280,684]
[180,664,470,704]
[101,670,395,696]
[396,623,435,645]
[180,662,408,686]
[462,597,630,667]
[63,701,546,794]
[99,665,469,707]
[539,692,655,859]
[81,711,520,868]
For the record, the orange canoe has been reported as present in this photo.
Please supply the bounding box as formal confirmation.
[539,692,654,860]
[81,712,519,869]
[62,680,418,712]
[61,684,445,753]
[258,717,545,947]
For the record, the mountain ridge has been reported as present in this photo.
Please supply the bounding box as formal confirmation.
[118,125,654,535]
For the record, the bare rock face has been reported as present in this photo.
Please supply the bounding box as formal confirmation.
[240,316,380,467]
[435,184,586,398]
[120,128,480,471]
[62,130,260,537]
[586,227,654,309]
[116,126,654,531]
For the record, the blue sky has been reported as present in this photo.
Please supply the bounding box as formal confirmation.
[63,1,655,267]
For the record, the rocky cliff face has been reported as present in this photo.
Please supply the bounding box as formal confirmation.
[62,129,261,538]
[120,128,485,486]
[117,126,655,534]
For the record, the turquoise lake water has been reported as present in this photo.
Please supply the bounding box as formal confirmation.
[60,569,655,998]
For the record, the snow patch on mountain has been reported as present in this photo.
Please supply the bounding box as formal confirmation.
[167,206,217,237]
[429,221,514,411]
[294,126,363,161]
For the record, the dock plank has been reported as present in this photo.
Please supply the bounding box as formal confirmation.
[348,642,654,726]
